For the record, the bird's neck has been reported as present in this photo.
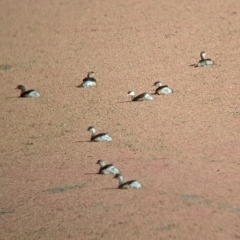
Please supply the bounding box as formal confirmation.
[118,176,124,185]
[99,162,105,167]
[20,86,26,93]
[90,132,96,140]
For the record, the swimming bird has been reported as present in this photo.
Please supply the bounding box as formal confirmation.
[192,51,214,67]
[87,126,112,142]
[114,173,142,189]
[16,85,40,98]
[78,71,97,88]
[96,159,120,174]
[153,81,173,95]
[128,91,153,101]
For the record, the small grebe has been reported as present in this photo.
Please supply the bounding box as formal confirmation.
[96,159,120,174]
[87,126,112,142]
[194,51,214,67]
[153,81,173,95]
[128,91,153,101]
[79,71,97,88]
[114,173,142,189]
[16,85,40,98]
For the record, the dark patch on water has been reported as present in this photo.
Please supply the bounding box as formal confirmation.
[179,194,240,213]
[0,64,12,71]
[45,182,85,194]
[0,209,13,215]
[155,223,177,232]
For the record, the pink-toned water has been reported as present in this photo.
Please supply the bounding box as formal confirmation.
[1,0,240,239]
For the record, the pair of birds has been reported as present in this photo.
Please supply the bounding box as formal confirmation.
[96,159,142,189]
[127,81,173,102]
[15,72,96,98]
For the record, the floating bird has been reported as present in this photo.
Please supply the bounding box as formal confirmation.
[87,126,112,142]
[96,159,120,174]
[16,85,40,98]
[191,51,214,67]
[78,71,97,88]
[153,81,173,95]
[128,91,153,101]
[114,173,142,189]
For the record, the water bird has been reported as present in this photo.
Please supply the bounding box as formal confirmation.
[16,85,40,98]
[128,90,153,101]
[87,126,112,142]
[114,173,142,189]
[96,159,120,174]
[78,71,97,88]
[191,51,214,67]
[153,81,173,95]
